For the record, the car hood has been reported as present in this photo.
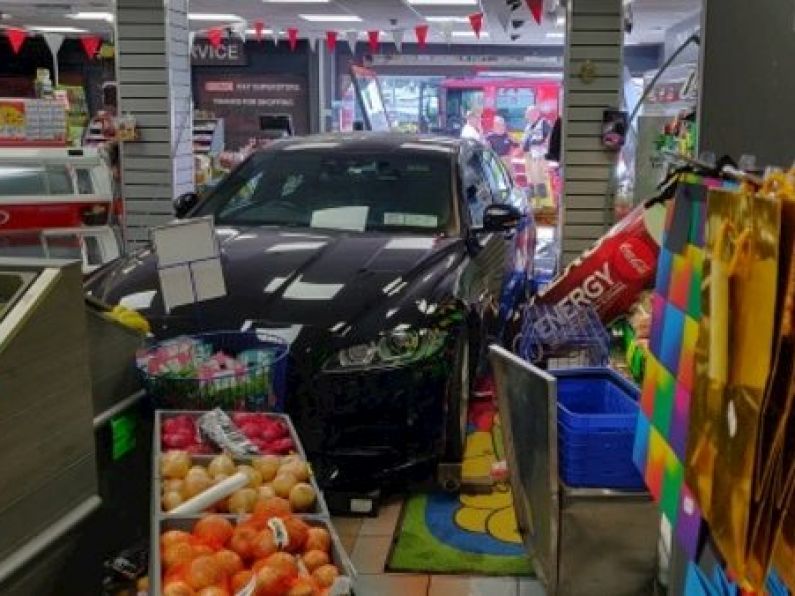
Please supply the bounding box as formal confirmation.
[88,226,466,337]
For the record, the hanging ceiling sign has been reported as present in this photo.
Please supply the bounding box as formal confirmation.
[191,38,247,66]
[366,53,562,69]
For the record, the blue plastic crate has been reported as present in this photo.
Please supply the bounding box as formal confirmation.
[552,367,643,489]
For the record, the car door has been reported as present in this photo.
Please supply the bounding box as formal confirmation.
[455,146,511,350]
[479,149,535,334]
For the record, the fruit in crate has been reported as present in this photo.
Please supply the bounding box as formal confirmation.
[159,513,344,596]
[161,413,295,455]
[160,453,317,513]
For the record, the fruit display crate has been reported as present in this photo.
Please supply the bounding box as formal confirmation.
[151,515,356,595]
[154,410,330,518]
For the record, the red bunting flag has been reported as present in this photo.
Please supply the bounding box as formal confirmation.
[414,24,429,48]
[207,27,223,49]
[468,12,484,38]
[254,20,265,42]
[6,28,28,55]
[325,31,338,53]
[367,30,379,53]
[526,0,543,25]
[80,35,102,59]
[287,27,298,51]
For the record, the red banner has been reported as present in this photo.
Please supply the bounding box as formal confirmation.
[469,12,484,38]
[325,31,338,53]
[414,24,429,48]
[367,30,379,53]
[526,0,543,25]
[254,20,265,42]
[6,28,28,55]
[287,27,298,51]
[80,35,102,59]
[207,27,223,49]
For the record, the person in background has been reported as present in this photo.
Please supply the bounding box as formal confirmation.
[486,115,518,158]
[460,109,484,142]
[521,106,552,156]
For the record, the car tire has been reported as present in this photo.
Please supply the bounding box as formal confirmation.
[443,331,471,465]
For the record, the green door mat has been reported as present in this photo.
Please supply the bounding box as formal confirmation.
[388,491,535,576]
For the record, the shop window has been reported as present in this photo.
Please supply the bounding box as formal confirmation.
[496,87,536,132]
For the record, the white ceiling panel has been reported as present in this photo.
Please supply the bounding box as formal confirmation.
[1,0,701,45]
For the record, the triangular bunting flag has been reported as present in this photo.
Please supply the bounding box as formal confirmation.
[309,37,319,53]
[6,28,28,55]
[345,30,358,54]
[439,21,453,45]
[526,0,543,25]
[42,33,64,57]
[254,20,265,42]
[391,29,404,52]
[207,27,223,49]
[367,30,379,53]
[188,31,196,49]
[287,27,298,51]
[325,31,338,53]
[468,13,483,38]
[80,35,102,59]
[415,24,429,48]
[231,21,247,43]
[271,29,280,46]
[495,2,513,34]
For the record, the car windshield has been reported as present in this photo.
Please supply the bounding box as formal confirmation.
[195,148,454,234]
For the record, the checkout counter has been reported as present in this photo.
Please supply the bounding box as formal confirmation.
[0,258,146,595]
[490,345,660,595]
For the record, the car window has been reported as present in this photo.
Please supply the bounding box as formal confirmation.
[200,151,454,234]
[460,151,492,227]
[480,151,511,203]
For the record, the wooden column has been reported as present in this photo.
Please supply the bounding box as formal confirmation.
[561,0,624,263]
[116,0,194,249]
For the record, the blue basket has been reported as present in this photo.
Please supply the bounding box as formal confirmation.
[519,304,610,367]
[137,331,289,412]
[553,367,644,489]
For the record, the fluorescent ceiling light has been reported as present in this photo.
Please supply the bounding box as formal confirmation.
[555,15,565,26]
[546,32,565,38]
[189,13,242,21]
[263,0,329,2]
[451,30,490,37]
[67,11,113,22]
[425,16,469,23]
[299,14,361,22]
[28,25,87,33]
[245,28,276,36]
[408,0,476,4]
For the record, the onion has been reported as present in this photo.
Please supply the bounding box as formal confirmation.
[288,482,316,512]
[272,472,298,499]
[207,453,236,478]
[162,491,185,511]
[227,488,258,514]
[184,473,212,499]
[252,455,281,482]
[160,451,190,479]
[237,464,263,489]
[279,460,310,482]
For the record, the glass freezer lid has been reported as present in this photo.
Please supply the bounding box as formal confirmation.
[0,270,38,320]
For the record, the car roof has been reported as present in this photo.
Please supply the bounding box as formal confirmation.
[266,132,477,157]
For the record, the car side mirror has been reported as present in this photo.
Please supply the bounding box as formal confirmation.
[482,203,521,233]
[173,191,199,219]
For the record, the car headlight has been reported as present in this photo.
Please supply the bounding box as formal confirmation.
[328,328,448,370]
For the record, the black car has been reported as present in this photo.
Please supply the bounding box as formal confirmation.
[86,133,535,494]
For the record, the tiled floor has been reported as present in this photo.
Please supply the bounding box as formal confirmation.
[333,496,547,596]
